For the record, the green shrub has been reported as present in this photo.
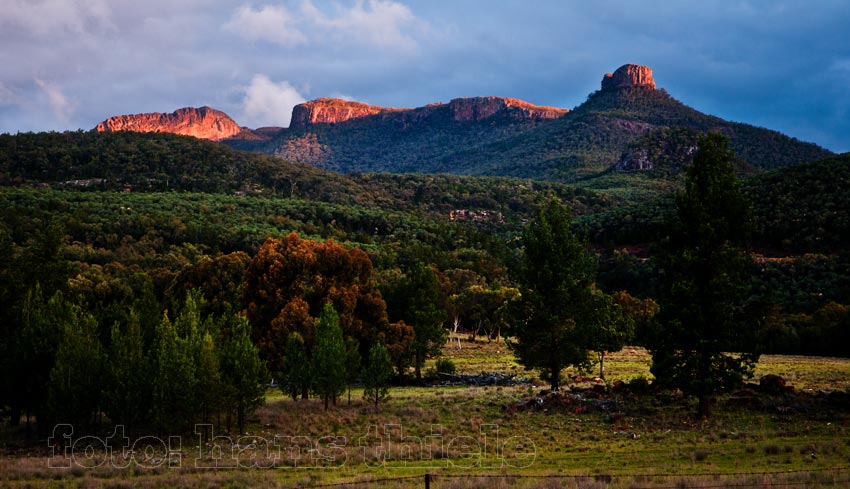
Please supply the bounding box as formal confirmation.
[435,358,457,375]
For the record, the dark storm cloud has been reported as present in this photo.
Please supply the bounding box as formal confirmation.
[0,1,847,152]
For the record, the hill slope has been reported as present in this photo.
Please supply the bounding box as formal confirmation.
[222,64,830,182]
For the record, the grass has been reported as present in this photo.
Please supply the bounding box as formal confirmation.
[3,340,850,487]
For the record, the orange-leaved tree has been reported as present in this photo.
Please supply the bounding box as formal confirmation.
[243,233,412,375]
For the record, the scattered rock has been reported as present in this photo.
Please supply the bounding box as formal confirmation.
[436,371,529,387]
[611,380,627,393]
[760,374,793,394]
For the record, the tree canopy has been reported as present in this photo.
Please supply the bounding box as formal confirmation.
[511,201,600,390]
[242,232,412,373]
[647,133,760,417]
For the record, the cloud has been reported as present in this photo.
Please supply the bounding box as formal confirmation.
[224,4,306,46]
[0,83,19,107]
[34,78,74,124]
[0,0,114,40]
[328,92,357,101]
[240,75,306,128]
[301,0,419,52]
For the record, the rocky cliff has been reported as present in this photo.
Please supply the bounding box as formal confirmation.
[289,96,568,129]
[448,97,568,121]
[289,98,406,129]
[601,64,656,91]
[95,107,242,141]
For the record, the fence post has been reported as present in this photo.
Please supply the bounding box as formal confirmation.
[425,473,431,489]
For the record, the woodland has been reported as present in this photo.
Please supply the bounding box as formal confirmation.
[0,127,849,442]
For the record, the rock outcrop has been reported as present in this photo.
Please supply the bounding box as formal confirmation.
[613,148,654,171]
[448,96,568,122]
[95,107,241,141]
[289,96,568,129]
[289,98,406,129]
[602,64,656,91]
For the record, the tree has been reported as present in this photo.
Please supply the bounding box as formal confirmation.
[578,290,634,380]
[1,222,72,428]
[169,251,251,317]
[647,133,759,418]
[194,331,223,426]
[611,290,659,345]
[313,303,347,410]
[18,287,69,436]
[384,263,447,382]
[344,337,361,405]
[48,306,103,431]
[103,310,150,433]
[280,332,311,401]
[511,201,597,391]
[150,311,197,434]
[362,343,392,410]
[452,283,520,343]
[219,315,266,434]
[243,233,411,373]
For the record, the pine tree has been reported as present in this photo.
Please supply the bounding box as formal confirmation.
[48,306,103,431]
[647,133,759,418]
[344,337,361,405]
[280,332,311,401]
[103,310,149,432]
[195,331,222,426]
[18,287,67,436]
[511,200,597,390]
[362,343,392,410]
[313,303,347,410]
[150,311,197,434]
[219,315,266,434]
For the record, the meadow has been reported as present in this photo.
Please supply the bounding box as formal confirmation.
[2,337,850,488]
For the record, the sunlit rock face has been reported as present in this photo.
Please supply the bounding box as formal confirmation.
[288,96,568,129]
[95,107,242,141]
[601,64,656,91]
[447,96,569,121]
[289,98,405,128]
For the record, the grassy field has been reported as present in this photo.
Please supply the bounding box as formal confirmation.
[3,338,850,488]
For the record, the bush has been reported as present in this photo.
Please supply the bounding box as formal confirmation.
[435,358,457,375]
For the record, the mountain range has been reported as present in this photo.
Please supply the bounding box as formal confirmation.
[95,64,833,182]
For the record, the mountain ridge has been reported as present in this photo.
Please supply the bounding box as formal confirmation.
[93,64,832,181]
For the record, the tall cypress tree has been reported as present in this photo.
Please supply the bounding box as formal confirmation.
[313,303,346,410]
[219,315,266,434]
[647,133,759,418]
[362,343,392,410]
[281,332,311,401]
[103,310,149,433]
[48,306,103,431]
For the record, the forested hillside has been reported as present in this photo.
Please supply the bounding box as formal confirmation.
[0,131,848,440]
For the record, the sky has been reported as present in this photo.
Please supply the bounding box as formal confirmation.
[1,0,848,152]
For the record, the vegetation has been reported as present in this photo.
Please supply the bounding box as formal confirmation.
[362,342,393,409]
[511,201,631,389]
[313,303,347,410]
[234,86,832,182]
[0,123,848,486]
[383,262,448,382]
[647,134,760,417]
[3,343,850,487]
